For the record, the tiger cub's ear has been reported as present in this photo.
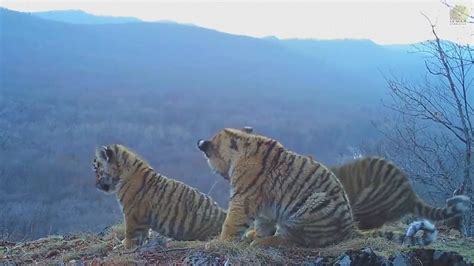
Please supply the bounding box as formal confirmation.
[242,126,253,134]
[98,145,114,162]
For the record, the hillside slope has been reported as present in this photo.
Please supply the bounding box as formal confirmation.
[1,223,473,265]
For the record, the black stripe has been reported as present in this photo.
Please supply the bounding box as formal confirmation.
[208,203,223,235]
[118,181,132,203]
[319,173,333,193]
[277,158,311,217]
[121,151,129,165]
[160,183,184,233]
[283,166,322,217]
[158,182,178,229]
[368,158,380,176]
[369,168,401,204]
[382,163,395,180]
[355,165,396,208]
[269,153,294,193]
[134,161,144,171]
[372,159,385,183]
[328,186,341,197]
[260,147,285,198]
[311,201,348,223]
[135,171,160,204]
[307,197,331,214]
[359,182,409,218]
[196,198,212,237]
[237,140,277,196]
[255,140,264,154]
[269,147,285,171]
[187,192,204,237]
[232,169,250,188]
[173,187,190,239]
[230,138,239,151]
[156,182,170,206]
[356,171,406,215]
[123,174,150,216]
[127,172,150,209]
[276,155,298,192]
[180,189,196,237]
[150,174,164,197]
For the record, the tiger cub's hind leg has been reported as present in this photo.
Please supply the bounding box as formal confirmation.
[285,191,354,247]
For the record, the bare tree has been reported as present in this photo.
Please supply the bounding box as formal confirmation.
[384,19,474,235]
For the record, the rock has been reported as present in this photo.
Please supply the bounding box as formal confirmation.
[313,256,328,265]
[431,250,471,265]
[391,254,409,266]
[337,255,351,266]
[338,248,390,266]
[389,249,473,266]
[45,249,60,258]
[433,250,443,260]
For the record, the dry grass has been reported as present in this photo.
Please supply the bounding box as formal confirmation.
[1,222,473,264]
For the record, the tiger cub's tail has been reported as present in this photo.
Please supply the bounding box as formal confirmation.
[358,220,438,246]
[413,195,470,221]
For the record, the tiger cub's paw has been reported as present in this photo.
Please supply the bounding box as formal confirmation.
[244,229,258,243]
[121,238,138,250]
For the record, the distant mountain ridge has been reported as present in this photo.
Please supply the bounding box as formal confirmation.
[28,9,415,51]
[1,8,423,98]
[31,9,142,24]
[24,9,421,81]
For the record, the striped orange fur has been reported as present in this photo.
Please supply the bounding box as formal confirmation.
[197,128,437,247]
[330,157,470,230]
[93,144,226,249]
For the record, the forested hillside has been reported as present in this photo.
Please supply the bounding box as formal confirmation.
[1,8,429,240]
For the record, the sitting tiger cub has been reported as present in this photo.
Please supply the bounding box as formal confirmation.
[93,144,226,249]
[197,128,437,248]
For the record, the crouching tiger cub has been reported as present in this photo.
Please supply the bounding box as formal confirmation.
[93,144,226,249]
[197,128,436,248]
[330,157,470,230]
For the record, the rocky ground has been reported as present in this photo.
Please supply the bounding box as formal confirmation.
[1,223,473,265]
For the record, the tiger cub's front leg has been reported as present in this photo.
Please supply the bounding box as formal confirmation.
[123,212,150,249]
[220,198,255,241]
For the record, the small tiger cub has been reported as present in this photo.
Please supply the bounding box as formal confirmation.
[197,128,436,248]
[330,157,470,230]
[93,144,227,249]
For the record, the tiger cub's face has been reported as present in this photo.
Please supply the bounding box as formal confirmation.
[197,127,253,180]
[93,145,121,194]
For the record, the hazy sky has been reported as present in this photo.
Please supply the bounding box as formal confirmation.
[1,0,472,44]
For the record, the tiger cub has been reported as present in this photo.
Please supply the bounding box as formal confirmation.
[93,144,226,249]
[197,128,436,248]
[330,157,470,230]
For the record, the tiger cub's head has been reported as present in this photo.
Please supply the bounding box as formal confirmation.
[93,145,122,194]
[197,127,253,180]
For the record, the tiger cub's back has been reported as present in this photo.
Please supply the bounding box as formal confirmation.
[146,178,227,241]
[330,157,470,230]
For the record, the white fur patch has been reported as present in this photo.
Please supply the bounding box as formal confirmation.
[453,195,471,212]
[406,219,437,245]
